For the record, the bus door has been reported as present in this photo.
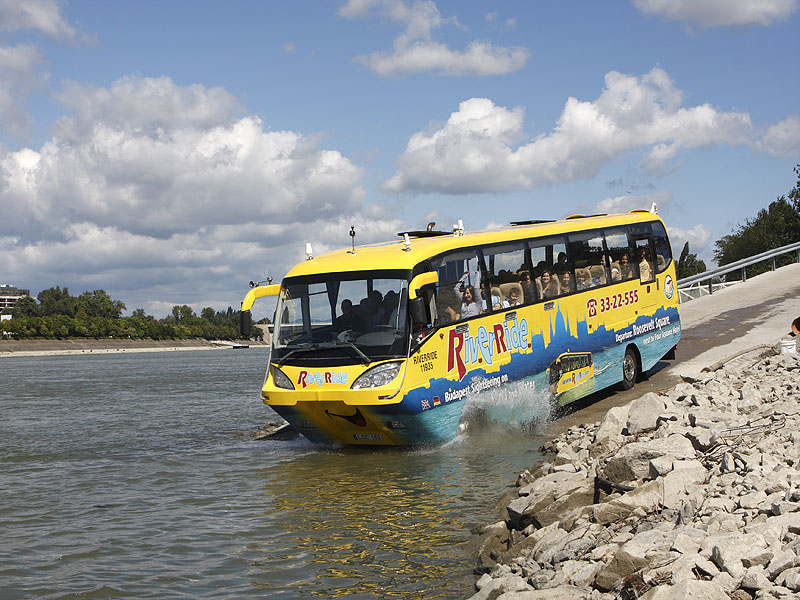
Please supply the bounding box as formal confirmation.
[631,224,658,314]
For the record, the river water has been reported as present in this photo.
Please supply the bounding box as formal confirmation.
[1,348,549,599]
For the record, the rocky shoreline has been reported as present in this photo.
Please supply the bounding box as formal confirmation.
[470,348,800,600]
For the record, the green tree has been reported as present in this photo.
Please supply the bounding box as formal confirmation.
[12,295,39,317]
[76,289,126,318]
[714,165,800,279]
[170,305,196,322]
[37,286,77,317]
[675,242,706,280]
[131,308,154,320]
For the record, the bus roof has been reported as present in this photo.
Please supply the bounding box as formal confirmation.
[284,211,665,278]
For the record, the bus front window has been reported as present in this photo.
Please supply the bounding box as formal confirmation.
[272,274,409,366]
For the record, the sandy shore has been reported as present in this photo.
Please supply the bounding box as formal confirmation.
[0,338,269,358]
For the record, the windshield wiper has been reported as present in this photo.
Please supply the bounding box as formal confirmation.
[274,342,317,365]
[274,340,371,366]
[326,340,371,366]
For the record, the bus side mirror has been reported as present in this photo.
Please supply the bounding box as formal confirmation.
[409,297,427,325]
[409,271,438,300]
[240,310,252,337]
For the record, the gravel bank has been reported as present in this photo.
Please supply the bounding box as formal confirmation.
[469,347,800,600]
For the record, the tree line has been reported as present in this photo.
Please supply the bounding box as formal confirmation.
[2,287,260,341]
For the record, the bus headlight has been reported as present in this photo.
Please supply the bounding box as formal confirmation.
[351,362,402,389]
[270,365,294,389]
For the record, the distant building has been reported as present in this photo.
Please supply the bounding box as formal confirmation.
[0,284,31,311]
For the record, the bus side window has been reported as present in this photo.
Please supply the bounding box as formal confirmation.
[530,236,571,299]
[603,227,635,282]
[567,233,605,290]
[431,250,483,324]
[483,242,528,308]
[634,239,655,283]
[651,221,673,273]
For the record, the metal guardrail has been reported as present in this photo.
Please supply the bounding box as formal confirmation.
[676,239,800,300]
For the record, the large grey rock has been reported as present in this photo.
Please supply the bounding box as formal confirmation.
[740,565,772,590]
[776,567,800,591]
[468,573,532,600]
[603,434,696,483]
[626,392,668,435]
[708,533,769,579]
[478,520,511,567]
[493,587,592,599]
[593,479,663,524]
[507,472,595,530]
[594,529,676,591]
[639,579,730,599]
[591,405,629,456]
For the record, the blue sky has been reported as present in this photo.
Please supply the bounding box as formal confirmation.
[1,0,798,318]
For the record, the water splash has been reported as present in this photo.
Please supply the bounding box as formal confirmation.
[458,376,552,435]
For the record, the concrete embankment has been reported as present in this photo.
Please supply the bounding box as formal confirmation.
[0,338,268,357]
[469,348,800,600]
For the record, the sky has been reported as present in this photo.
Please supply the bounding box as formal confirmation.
[1,0,798,319]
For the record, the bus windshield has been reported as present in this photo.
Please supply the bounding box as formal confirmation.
[272,272,409,366]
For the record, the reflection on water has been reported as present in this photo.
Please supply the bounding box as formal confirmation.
[0,350,547,599]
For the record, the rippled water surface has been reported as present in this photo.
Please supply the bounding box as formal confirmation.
[1,349,548,599]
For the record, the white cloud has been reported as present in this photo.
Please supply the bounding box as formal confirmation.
[756,114,800,157]
[0,0,77,40]
[0,43,48,139]
[2,76,365,240]
[0,75,407,315]
[0,0,84,142]
[340,0,530,76]
[383,68,791,194]
[632,0,798,27]
[666,223,713,264]
[594,190,672,215]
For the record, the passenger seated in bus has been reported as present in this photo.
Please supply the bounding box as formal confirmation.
[638,248,653,281]
[609,261,621,282]
[368,290,385,328]
[333,299,365,333]
[504,286,522,307]
[454,272,481,318]
[575,268,591,290]
[589,264,606,286]
[519,270,536,301]
[540,269,560,299]
[479,281,501,311]
[557,269,573,294]
[381,290,399,327]
[619,253,633,280]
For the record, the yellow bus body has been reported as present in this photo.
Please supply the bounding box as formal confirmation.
[246,211,681,445]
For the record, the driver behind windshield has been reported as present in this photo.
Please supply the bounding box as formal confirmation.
[333,299,366,334]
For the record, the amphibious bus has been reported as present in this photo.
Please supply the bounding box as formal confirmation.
[241,210,680,446]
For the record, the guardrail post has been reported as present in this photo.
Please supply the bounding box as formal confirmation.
[741,267,747,282]
[772,257,776,271]
[708,279,713,295]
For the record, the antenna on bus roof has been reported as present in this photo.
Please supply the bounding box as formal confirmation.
[349,225,357,254]
[650,202,659,214]
[402,233,412,251]
[426,222,436,232]
[305,242,314,260]
[453,219,465,236]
